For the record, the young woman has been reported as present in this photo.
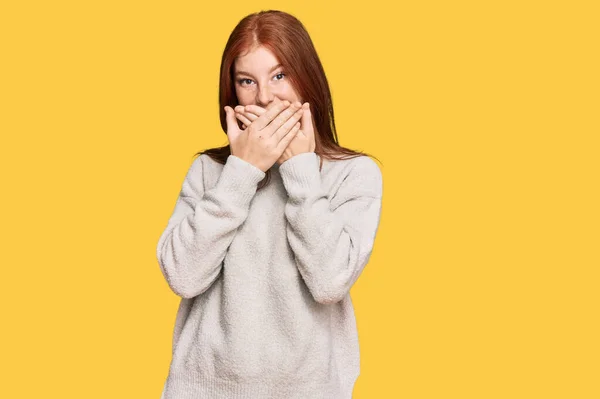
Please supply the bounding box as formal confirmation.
[157,10,383,399]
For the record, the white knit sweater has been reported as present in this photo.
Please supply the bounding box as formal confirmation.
[157,151,383,398]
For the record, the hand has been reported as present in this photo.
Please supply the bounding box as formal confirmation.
[234,97,281,129]
[236,101,316,165]
[224,100,304,172]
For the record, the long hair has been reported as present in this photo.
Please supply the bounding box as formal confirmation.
[196,9,379,190]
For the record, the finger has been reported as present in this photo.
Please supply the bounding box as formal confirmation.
[307,105,316,151]
[265,102,303,137]
[235,112,252,127]
[272,105,304,141]
[301,102,314,139]
[244,105,267,117]
[244,96,284,116]
[276,121,302,151]
[300,103,310,129]
[252,100,291,132]
[268,97,283,111]
[224,106,241,138]
[244,111,260,122]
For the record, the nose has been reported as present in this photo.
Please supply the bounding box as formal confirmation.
[257,84,274,107]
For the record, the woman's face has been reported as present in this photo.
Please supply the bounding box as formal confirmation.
[233,45,302,108]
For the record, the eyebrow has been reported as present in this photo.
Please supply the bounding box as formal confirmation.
[235,63,283,78]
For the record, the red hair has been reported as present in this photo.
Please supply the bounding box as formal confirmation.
[196,9,379,189]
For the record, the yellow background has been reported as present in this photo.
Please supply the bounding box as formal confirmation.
[1,1,598,398]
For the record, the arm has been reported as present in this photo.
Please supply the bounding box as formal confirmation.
[156,154,266,298]
[278,152,383,304]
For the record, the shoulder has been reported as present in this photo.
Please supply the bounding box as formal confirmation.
[184,154,208,180]
[324,154,380,173]
[325,155,382,198]
[187,154,225,176]
[348,155,381,177]
[180,154,216,197]
[182,153,234,195]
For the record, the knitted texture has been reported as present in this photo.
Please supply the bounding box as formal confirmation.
[157,152,383,398]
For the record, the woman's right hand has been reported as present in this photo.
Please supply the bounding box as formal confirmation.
[224,100,304,172]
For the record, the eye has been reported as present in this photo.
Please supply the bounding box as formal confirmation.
[237,72,285,87]
[237,78,253,86]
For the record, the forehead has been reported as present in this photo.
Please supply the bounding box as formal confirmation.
[234,45,280,73]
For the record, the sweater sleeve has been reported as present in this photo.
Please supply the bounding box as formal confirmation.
[156,154,266,298]
[278,152,383,305]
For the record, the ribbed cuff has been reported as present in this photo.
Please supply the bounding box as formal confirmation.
[164,371,345,399]
[278,152,321,199]
[213,155,266,207]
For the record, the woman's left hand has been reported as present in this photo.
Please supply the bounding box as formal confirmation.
[236,101,316,164]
